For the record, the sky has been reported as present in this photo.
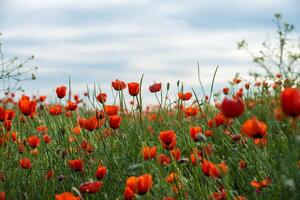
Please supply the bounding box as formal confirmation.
[0,0,299,103]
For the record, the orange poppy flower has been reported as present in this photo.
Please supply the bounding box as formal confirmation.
[56,86,67,99]
[142,146,157,160]
[241,117,267,139]
[166,172,177,184]
[201,160,227,178]
[177,92,192,101]
[55,192,81,200]
[68,159,84,171]
[79,181,103,193]
[112,79,127,91]
[96,93,107,103]
[20,157,31,169]
[280,88,300,117]
[220,97,244,118]
[128,82,140,96]
[104,105,119,116]
[109,115,122,129]
[49,104,63,116]
[78,116,98,131]
[159,130,176,150]
[95,166,107,180]
[27,135,40,148]
[149,82,162,93]
[18,96,36,116]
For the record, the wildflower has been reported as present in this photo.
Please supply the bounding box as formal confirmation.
[241,117,267,139]
[280,88,300,117]
[18,96,36,116]
[128,82,140,96]
[79,181,103,193]
[136,174,153,194]
[223,87,229,95]
[112,79,126,91]
[220,97,244,118]
[149,82,162,93]
[177,92,192,101]
[201,160,227,178]
[190,126,202,142]
[55,192,81,200]
[159,130,176,150]
[171,148,181,161]
[157,154,171,165]
[27,135,40,148]
[104,105,119,116]
[56,86,67,99]
[142,146,157,160]
[96,93,107,103]
[0,191,5,200]
[66,101,78,111]
[124,186,135,200]
[95,166,107,180]
[20,157,31,169]
[109,115,122,129]
[68,159,84,171]
[49,104,63,116]
[78,117,98,131]
[39,95,47,102]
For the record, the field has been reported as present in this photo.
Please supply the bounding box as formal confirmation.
[0,74,299,200]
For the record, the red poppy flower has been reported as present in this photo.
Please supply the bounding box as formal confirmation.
[223,87,229,95]
[280,88,300,117]
[177,92,192,101]
[78,116,98,131]
[56,86,67,99]
[185,107,198,117]
[96,93,107,103]
[39,95,47,102]
[27,135,40,148]
[49,104,63,116]
[66,101,78,111]
[109,115,122,129]
[112,79,127,91]
[170,148,181,161]
[18,96,36,116]
[149,82,162,93]
[68,159,84,171]
[36,126,48,134]
[157,154,171,165]
[241,117,267,139]
[55,192,81,200]
[220,97,244,118]
[43,134,51,144]
[3,120,12,131]
[95,166,107,180]
[159,130,176,150]
[142,146,157,160]
[20,157,31,169]
[79,181,103,193]
[104,105,119,116]
[0,191,5,200]
[136,174,153,194]
[190,126,202,142]
[128,82,140,96]
[124,186,135,200]
[201,160,227,178]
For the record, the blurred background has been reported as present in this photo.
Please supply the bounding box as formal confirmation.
[0,0,299,103]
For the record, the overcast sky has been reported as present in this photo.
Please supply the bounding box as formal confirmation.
[0,0,299,103]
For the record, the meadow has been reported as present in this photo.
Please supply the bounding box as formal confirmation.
[0,70,299,200]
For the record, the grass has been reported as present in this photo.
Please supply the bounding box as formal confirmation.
[0,73,299,200]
